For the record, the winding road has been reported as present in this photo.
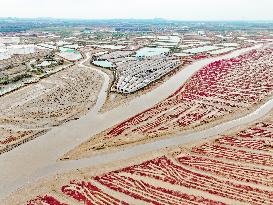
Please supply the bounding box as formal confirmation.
[0,45,272,201]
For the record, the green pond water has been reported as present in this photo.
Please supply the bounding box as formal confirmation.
[93,60,114,68]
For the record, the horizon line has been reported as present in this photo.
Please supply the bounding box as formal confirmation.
[1,17,273,22]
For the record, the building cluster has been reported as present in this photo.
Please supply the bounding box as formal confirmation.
[114,57,180,93]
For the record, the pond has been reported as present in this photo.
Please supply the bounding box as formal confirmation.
[136,47,170,57]
[93,60,114,68]
[59,47,79,53]
[58,48,82,61]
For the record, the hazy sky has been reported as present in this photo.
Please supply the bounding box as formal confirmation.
[0,0,273,21]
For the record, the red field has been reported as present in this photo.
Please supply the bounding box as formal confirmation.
[27,120,273,205]
[105,47,273,140]
[61,45,273,161]
[177,155,273,186]
[95,156,272,204]
[62,181,128,205]
[20,44,273,205]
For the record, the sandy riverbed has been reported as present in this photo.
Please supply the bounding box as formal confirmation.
[64,45,273,160]
[0,53,104,155]
[2,107,273,205]
[0,45,265,201]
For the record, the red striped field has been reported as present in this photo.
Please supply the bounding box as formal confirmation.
[64,45,273,160]
[17,115,273,205]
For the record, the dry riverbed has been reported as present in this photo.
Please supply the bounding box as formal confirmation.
[0,56,104,155]
[3,107,273,205]
[63,45,273,160]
